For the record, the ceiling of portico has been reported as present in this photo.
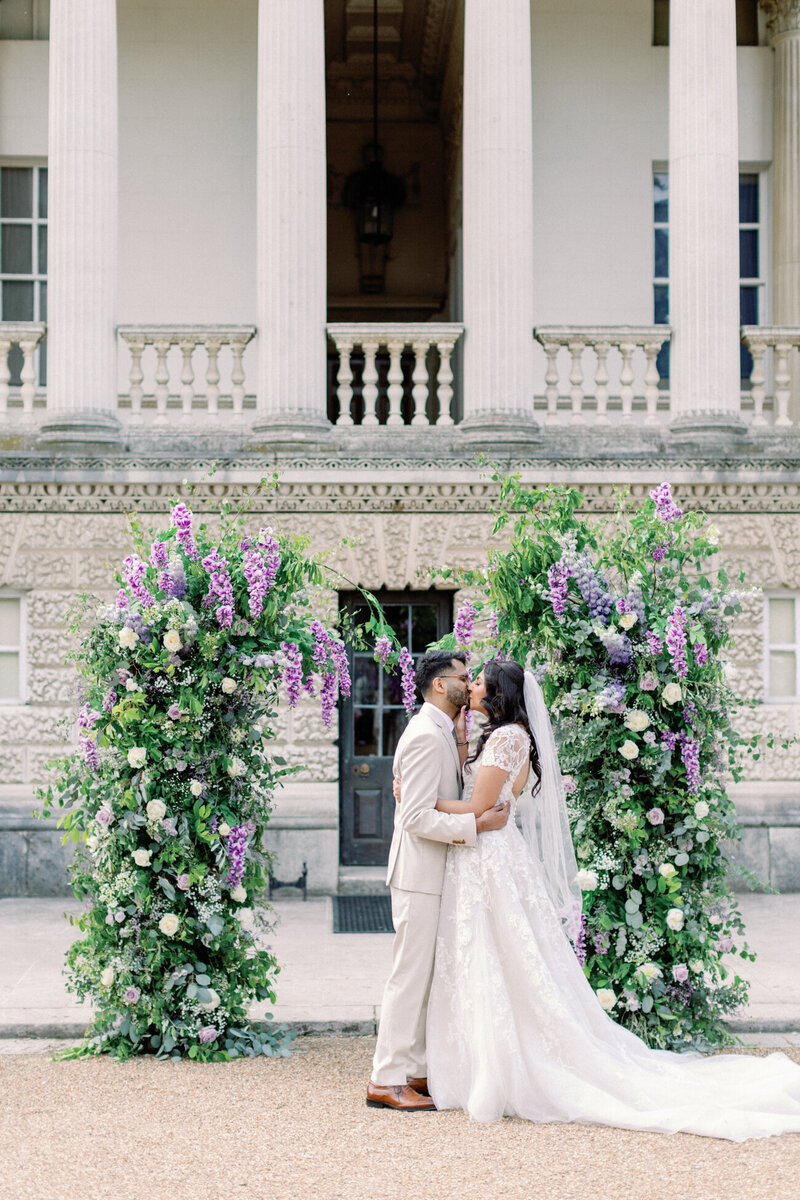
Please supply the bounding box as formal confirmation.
[325,0,460,121]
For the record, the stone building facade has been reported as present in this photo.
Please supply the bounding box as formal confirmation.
[1,0,800,895]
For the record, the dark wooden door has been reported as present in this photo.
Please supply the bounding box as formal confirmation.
[339,590,453,866]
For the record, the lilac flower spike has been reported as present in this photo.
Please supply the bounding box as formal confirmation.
[665,605,688,677]
[241,528,281,619]
[454,600,478,651]
[170,502,200,560]
[225,825,248,889]
[650,482,683,523]
[398,647,416,715]
[281,642,303,707]
[374,634,393,667]
[202,546,234,630]
[122,555,155,608]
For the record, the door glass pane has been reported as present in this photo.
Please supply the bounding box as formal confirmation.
[38,168,48,219]
[739,230,759,279]
[411,605,438,653]
[383,604,410,647]
[653,284,669,325]
[0,652,20,699]
[654,229,669,278]
[653,172,668,221]
[383,666,406,706]
[353,706,378,756]
[739,174,759,223]
[2,225,32,274]
[740,286,758,324]
[1,168,32,218]
[38,225,47,274]
[736,0,759,47]
[2,279,34,321]
[769,598,796,644]
[769,651,797,697]
[383,709,410,756]
[353,657,378,705]
[0,598,20,643]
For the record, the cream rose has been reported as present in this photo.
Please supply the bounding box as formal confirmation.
[619,612,638,631]
[119,626,138,650]
[230,886,247,903]
[86,834,99,852]
[694,800,710,820]
[127,747,146,769]
[146,799,166,822]
[596,988,617,1011]
[100,967,115,988]
[619,740,639,761]
[221,677,237,695]
[163,629,182,654]
[662,682,682,705]
[226,757,246,778]
[218,822,231,837]
[576,868,599,891]
[689,959,704,973]
[158,913,180,936]
[659,863,677,881]
[624,710,650,733]
[133,848,152,867]
[638,962,662,983]
[666,908,685,931]
[190,780,204,797]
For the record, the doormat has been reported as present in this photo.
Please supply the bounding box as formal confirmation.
[333,894,394,934]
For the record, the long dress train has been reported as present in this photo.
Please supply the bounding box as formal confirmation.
[426,724,800,1140]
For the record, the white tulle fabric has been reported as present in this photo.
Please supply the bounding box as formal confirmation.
[427,724,800,1140]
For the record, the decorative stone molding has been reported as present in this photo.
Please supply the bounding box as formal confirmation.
[760,0,800,36]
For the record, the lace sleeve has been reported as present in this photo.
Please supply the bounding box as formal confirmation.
[482,725,529,775]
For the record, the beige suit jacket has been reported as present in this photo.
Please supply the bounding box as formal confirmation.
[386,701,477,895]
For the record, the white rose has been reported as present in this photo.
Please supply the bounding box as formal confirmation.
[662,682,682,705]
[624,710,650,733]
[694,800,710,820]
[190,780,204,797]
[119,626,138,650]
[638,962,662,983]
[218,822,231,837]
[659,863,677,880]
[666,908,685,931]
[596,988,617,1011]
[86,834,99,852]
[158,913,180,936]
[197,988,220,1012]
[100,967,115,987]
[237,907,255,930]
[221,677,237,695]
[133,848,152,867]
[125,678,141,693]
[146,799,166,823]
[230,886,247,903]
[226,757,246,778]
[127,747,146,769]
[619,612,638,631]
[163,629,182,654]
[619,740,639,761]
[576,868,598,891]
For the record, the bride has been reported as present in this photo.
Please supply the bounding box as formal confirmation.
[420,657,800,1140]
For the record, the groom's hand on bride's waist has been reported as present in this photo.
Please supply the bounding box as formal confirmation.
[476,801,510,834]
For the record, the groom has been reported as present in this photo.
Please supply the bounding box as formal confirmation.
[366,649,510,1111]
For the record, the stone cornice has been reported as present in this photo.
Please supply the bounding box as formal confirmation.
[760,0,800,37]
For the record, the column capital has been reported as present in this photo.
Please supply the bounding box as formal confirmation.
[760,1,800,39]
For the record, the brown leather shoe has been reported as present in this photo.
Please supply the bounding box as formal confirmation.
[366,1082,435,1111]
[406,1076,430,1097]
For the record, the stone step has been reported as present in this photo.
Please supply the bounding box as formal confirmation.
[337,866,390,895]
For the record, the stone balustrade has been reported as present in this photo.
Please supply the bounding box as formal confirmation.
[533,327,670,425]
[0,324,47,416]
[740,327,800,428]
[326,323,465,427]
[117,326,257,420]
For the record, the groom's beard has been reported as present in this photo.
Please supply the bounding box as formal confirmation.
[444,682,469,710]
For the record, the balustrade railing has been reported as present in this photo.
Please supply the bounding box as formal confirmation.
[0,323,47,416]
[117,326,256,419]
[740,327,800,428]
[326,323,464,427]
[533,326,670,425]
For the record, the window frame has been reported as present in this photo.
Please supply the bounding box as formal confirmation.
[0,591,26,705]
[0,160,48,389]
[764,592,800,704]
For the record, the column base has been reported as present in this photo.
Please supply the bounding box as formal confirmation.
[669,411,747,446]
[248,413,332,451]
[37,410,125,451]
[458,411,541,450]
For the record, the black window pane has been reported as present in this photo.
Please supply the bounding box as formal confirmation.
[653,0,669,46]
[654,284,669,325]
[740,285,759,325]
[353,707,378,756]
[38,168,48,219]
[2,280,34,321]
[37,225,47,274]
[739,174,759,223]
[411,606,438,654]
[741,344,754,383]
[383,667,406,706]
[739,229,759,279]
[1,225,32,274]
[353,657,379,705]
[383,605,410,647]
[736,0,759,46]
[657,342,670,383]
[654,229,669,279]
[653,172,669,222]
[383,709,410,756]
[1,168,32,218]
[8,343,22,387]
[39,280,47,320]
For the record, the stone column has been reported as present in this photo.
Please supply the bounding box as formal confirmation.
[669,0,744,438]
[762,1,800,419]
[39,0,122,448]
[252,0,329,444]
[460,0,538,442]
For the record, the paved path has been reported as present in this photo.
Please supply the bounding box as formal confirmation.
[1,893,800,1041]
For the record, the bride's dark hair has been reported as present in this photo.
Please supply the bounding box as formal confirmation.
[466,659,541,796]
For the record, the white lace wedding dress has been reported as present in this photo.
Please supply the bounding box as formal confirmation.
[426,724,800,1140]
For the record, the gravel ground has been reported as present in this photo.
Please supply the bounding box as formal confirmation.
[2,1037,799,1200]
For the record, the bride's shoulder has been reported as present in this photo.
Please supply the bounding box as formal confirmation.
[486,722,528,743]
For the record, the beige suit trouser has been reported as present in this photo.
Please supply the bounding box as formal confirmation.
[370,886,441,1086]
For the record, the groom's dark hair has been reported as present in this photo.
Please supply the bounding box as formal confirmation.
[416,649,467,697]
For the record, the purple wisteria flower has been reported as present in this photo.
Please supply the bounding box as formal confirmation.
[303,674,315,697]
[374,634,393,667]
[123,987,141,1004]
[159,553,187,600]
[320,672,338,727]
[593,930,611,955]
[572,555,614,623]
[78,703,101,770]
[281,642,303,707]
[646,807,665,825]
[398,647,417,715]
[102,688,117,712]
[665,605,688,677]
[547,561,572,617]
[198,1026,219,1043]
[241,528,281,619]
[682,700,698,728]
[225,824,248,889]
[122,555,155,608]
[646,632,663,655]
[454,600,477,651]
[661,730,680,751]
[171,502,200,560]
[149,541,168,571]
[694,643,709,666]
[329,637,351,698]
[116,589,129,609]
[650,482,683,523]
[681,737,701,793]
[573,912,588,967]
[202,546,234,630]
